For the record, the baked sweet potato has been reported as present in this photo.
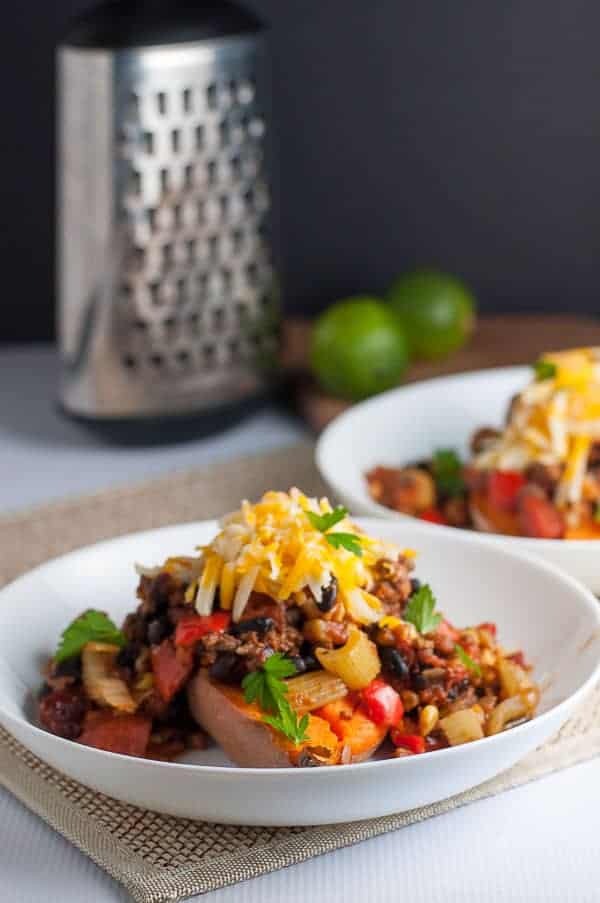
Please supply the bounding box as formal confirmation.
[187,669,341,767]
[78,711,152,756]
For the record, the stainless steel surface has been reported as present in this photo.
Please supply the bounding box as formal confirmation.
[57,33,277,419]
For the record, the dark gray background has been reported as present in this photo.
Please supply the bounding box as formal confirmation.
[3,1,599,341]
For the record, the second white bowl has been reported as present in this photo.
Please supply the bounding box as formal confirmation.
[316,366,600,593]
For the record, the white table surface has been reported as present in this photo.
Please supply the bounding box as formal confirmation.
[0,346,598,903]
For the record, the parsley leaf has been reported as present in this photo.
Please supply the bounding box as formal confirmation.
[242,654,309,746]
[306,506,363,556]
[403,584,442,634]
[325,532,363,556]
[533,359,557,381]
[431,448,465,497]
[454,643,482,677]
[306,506,348,533]
[55,610,125,663]
[263,711,310,747]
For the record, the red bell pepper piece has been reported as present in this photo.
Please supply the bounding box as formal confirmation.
[78,711,152,757]
[389,730,425,754]
[488,470,526,511]
[175,611,231,647]
[518,493,564,539]
[361,679,404,726]
[420,507,448,525]
[477,621,497,637]
[151,638,194,702]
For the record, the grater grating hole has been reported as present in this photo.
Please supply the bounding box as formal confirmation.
[149,281,160,305]
[122,354,137,370]
[160,168,168,193]
[182,87,192,113]
[208,235,219,260]
[197,199,205,224]
[203,345,216,366]
[128,92,140,120]
[244,188,254,211]
[172,204,182,228]
[143,131,154,154]
[186,238,196,263]
[176,349,190,366]
[188,312,201,334]
[212,307,225,331]
[246,262,258,285]
[134,318,147,331]
[228,338,240,359]
[222,267,232,290]
[150,352,164,368]
[219,121,229,146]
[162,244,172,268]
[206,83,217,110]
[133,247,145,267]
[176,278,186,304]
[197,272,208,292]
[147,207,156,231]
[171,129,180,153]
[206,160,217,185]
[184,164,194,188]
[157,92,167,115]
[195,124,204,150]
[219,196,229,219]
[131,170,142,195]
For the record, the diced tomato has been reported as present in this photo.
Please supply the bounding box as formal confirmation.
[488,470,526,511]
[175,611,231,647]
[507,650,528,668]
[389,731,425,754]
[361,679,404,727]
[518,493,565,539]
[151,638,194,702]
[436,618,460,643]
[477,621,497,637]
[78,711,151,757]
[420,508,448,525]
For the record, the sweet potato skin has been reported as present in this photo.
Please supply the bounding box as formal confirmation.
[187,669,340,767]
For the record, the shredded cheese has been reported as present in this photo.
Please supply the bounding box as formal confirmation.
[473,347,600,508]
[181,489,405,622]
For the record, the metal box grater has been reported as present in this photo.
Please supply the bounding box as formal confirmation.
[57,1,279,421]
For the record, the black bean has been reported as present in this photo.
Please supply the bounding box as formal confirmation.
[379,647,410,679]
[315,577,338,613]
[209,652,239,682]
[54,657,82,680]
[301,652,320,672]
[410,578,421,595]
[285,606,303,628]
[289,655,307,674]
[229,617,274,636]
[38,682,52,699]
[116,641,141,669]
[147,616,170,646]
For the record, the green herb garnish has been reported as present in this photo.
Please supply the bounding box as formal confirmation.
[242,653,309,745]
[306,506,363,556]
[55,610,126,663]
[324,532,363,556]
[306,506,348,533]
[533,359,557,381]
[403,584,442,634]
[454,643,482,676]
[431,448,465,497]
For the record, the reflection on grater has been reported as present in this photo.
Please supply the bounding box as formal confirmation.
[57,1,279,420]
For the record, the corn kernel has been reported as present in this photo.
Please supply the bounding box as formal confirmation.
[419,704,439,736]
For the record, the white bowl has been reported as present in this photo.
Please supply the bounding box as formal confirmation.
[0,518,599,825]
[316,366,600,593]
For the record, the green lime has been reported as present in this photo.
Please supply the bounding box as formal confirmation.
[310,296,410,400]
[386,270,476,359]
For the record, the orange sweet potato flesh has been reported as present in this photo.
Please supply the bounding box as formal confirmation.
[315,696,388,763]
[187,669,341,767]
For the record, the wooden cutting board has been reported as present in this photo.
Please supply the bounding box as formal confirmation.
[281,314,600,432]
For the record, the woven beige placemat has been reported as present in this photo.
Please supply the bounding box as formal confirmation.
[1,440,600,903]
